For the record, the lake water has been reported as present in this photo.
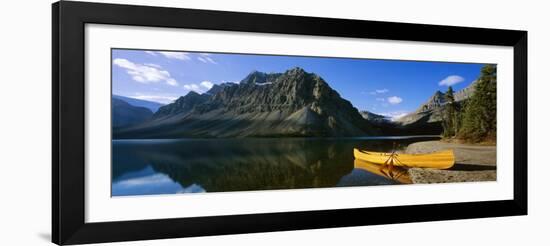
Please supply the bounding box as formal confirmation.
[112,136,440,196]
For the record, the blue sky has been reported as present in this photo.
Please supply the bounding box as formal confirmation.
[112,49,485,118]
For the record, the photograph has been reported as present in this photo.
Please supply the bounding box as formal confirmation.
[111,49,498,196]
[43,1,531,244]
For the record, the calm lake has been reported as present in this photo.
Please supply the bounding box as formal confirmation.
[112,136,439,196]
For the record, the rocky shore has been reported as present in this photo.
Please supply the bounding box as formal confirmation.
[404,141,496,184]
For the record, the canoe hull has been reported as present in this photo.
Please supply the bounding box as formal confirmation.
[353,148,455,169]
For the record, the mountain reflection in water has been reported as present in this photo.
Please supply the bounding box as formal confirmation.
[112,137,438,196]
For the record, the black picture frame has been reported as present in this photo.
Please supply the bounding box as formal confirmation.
[52,1,527,245]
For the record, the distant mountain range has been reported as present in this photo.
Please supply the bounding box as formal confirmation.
[112,98,153,128]
[390,80,478,134]
[114,67,379,138]
[112,68,480,138]
[359,111,388,123]
[112,95,165,112]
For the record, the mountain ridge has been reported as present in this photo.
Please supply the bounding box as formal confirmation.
[115,67,379,138]
[396,81,477,126]
[112,94,165,113]
[385,80,478,135]
[112,98,153,128]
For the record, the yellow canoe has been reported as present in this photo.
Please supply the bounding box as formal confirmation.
[353,148,455,169]
[354,159,412,184]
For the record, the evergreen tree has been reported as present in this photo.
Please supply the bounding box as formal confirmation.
[459,65,497,142]
[442,86,459,137]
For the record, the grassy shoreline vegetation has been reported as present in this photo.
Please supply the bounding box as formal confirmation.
[441,65,497,144]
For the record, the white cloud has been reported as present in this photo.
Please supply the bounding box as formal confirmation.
[376,111,410,121]
[387,96,403,105]
[183,84,201,92]
[145,51,157,56]
[197,53,217,64]
[113,58,136,70]
[132,95,177,104]
[145,51,216,63]
[439,75,465,86]
[158,51,191,60]
[369,88,389,95]
[113,58,178,86]
[130,94,178,104]
[200,81,214,89]
[166,79,178,86]
[391,113,408,120]
[144,63,161,68]
[197,57,210,63]
[183,80,215,93]
[221,80,238,84]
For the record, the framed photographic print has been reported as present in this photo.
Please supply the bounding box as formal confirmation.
[52,1,527,245]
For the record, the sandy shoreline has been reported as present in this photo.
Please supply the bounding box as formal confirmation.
[404,141,496,184]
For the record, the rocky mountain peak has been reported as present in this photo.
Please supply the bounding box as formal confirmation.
[184,91,200,97]
[153,91,209,119]
[205,82,236,95]
[240,70,282,85]
[206,68,333,114]
[116,67,379,138]
[415,81,477,114]
[285,67,306,75]
[417,90,446,113]
[454,80,477,102]
[360,110,388,123]
[394,80,478,133]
